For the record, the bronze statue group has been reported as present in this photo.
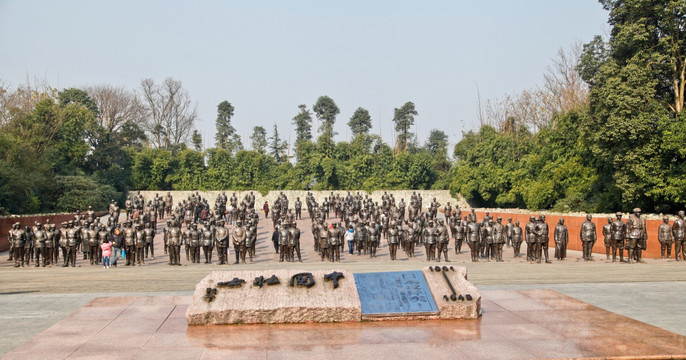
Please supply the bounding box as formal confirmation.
[7,191,686,268]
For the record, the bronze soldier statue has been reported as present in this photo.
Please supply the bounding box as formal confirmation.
[289,221,302,262]
[602,218,612,260]
[10,223,26,267]
[493,217,505,262]
[673,211,686,261]
[554,218,568,260]
[535,215,552,264]
[66,221,80,267]
[408,220,420,258]
[437,219,450,262]
[165,192,173,218]
[525,216,536,261]
[611,213,626,262]
[168,221,182,266]
[294,197,302,220]
[163,220,170,255]
[232,220,247,264]
[505,218,514,247]
[319,224,330,262]
[481,219,494,262]
[580,215,597,261]
[466,215,480,262]
[354,221,366,255]
[201,222,214,264]
[278,222,290,262]
[187,223,201,264]
[78,219,88,261]
[512,220,523,257]
[215,220,229,265]
[424,220,438,261]
[135,223,146,265]
[388,221,400,261]
[24,225,33,266]
[367,221,379,258]
[125,197,133,220]
[45,223,56,266]
[87,223,99,265]
[658,216,673,259]
[625,208,646,264]
[32,222,47,267]
[246,218,257,262]
[144,221,155,259]
[59,222,69,266]
[123,221,136,266]
[328,222,342,262]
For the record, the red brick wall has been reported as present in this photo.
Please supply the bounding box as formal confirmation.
[472,211,664,259]
[0,212,107,252]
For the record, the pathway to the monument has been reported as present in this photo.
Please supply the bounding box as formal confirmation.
[1,212,686,356]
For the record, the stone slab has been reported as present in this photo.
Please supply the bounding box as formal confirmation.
[354,271,438,317]
[422,265,481,319]
[7,291,686,359]
[186,269,361,325]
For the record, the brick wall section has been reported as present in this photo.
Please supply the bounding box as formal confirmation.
[0,212,107,252]
[472,211,665,259]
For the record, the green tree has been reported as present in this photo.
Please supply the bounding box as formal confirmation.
[53,175,118,212]
[250,126,267,154]
[167,149,206,190]
[269,124,288,162]
[58,88,99,117]
[348,107,372,138]
[393,101,418,151]
[313,96,339,157]
[292,104,313,144]
[215,100,235,149]
[424,129,448,158]
[599,0,685,114]
[577,35,609,87]
[192,130,202,151]
[313,96,340,137]
[578,0,686,210]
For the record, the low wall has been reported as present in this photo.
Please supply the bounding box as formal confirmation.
[472,210,666,259]
[0,212,107,252]
[135,190,470,212]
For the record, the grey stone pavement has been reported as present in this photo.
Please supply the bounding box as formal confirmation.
[2,212,686,357]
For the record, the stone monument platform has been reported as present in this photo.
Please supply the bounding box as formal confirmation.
[186,269,361,325]
[186,266,481,325]
[5,290,686,359]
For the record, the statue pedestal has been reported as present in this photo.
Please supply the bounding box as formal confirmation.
[186,269,361,325]
[186,267,480,325]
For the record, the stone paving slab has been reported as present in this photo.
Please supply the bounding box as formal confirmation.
[4,290,686,360]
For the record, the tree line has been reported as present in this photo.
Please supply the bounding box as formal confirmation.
[452,0,685,214]
[0,0,683,215]
[0,77,450,215]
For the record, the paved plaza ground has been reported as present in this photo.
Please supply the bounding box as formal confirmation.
[1,212,686,358]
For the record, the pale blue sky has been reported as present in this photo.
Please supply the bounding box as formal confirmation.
[0,0,608,151]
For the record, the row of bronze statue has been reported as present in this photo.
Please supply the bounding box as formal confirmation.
[8,191,686,267]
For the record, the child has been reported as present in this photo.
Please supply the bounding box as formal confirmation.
[101,238,113,269]
[346,226,355,255]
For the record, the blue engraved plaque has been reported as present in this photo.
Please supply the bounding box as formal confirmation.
[354,271,438,316]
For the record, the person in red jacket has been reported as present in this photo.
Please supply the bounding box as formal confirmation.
[263,201,270,218]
